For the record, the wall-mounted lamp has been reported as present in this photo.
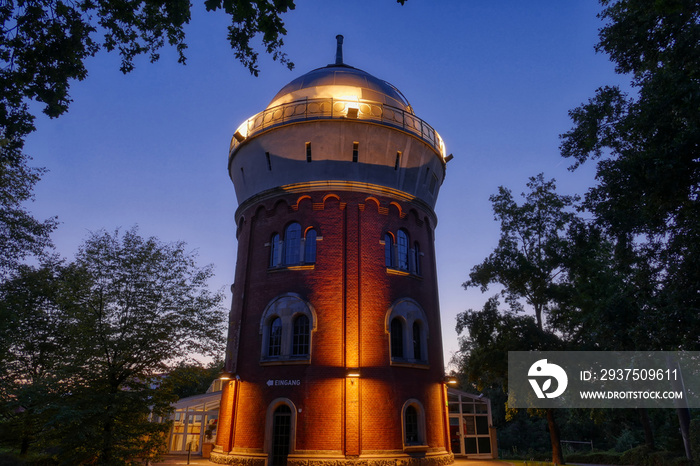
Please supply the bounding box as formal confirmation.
[219,371,236,381]
[444,154,454,163]
[443,375,458,385]
[346,368,361,378]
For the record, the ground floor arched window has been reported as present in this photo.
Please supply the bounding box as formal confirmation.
[401,399,426,448]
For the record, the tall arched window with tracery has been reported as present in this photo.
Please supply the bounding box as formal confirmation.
[413,241,421,275]
[397,229,409,270]
[390,318,404,358]
[412,321,422,360]
[268,317,282,357]
[270,233,280,268]
[304,229,317,264]
[384,233,394,267]
[292,315,310,356]
[284,223,301,265]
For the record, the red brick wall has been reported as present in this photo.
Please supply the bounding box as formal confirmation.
[217,189,448,456]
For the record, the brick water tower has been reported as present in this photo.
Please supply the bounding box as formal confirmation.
[213,36,454,466]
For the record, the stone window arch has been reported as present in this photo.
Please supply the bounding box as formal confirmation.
[386,298,429,366]
[401,399,427,448]
[260,294,316,363]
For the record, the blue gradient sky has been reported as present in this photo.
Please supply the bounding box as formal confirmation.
[24,1,624,365]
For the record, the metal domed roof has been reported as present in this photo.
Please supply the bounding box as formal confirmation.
[267,64,413,113]
[267,36,413,113]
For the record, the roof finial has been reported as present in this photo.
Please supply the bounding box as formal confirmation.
[335,35,344,65]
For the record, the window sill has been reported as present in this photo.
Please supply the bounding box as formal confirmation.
[268,264,315,272]
[386,268,422,279]
[260,358,311,366]
[403,445,429,453]
[390,360,429,369]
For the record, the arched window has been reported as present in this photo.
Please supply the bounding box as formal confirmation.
[292,315,310,356]
[397,230,409,270]
[270,233,280,268]
[412,321,422,360]
[386,298,429,365]
[414,241,421,275]
[401,400,426,447]
[384,233,394,267]
[284,223,302,265]
[260,294,316,363]
[390,318,404,358]
[304,229,317,264]
[404,405,419,445]
[268,317,282,357]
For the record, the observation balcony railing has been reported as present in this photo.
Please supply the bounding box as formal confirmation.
[229,98,445,158]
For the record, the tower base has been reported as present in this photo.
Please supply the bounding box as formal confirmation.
[209,449,454,466]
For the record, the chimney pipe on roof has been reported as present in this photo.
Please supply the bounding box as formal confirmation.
[335,35,344,65]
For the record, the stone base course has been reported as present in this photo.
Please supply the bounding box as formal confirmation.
[210,452,454,466]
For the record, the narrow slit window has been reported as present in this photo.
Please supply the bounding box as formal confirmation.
[394,151,401,170]
[266,152,272,171]
[352,142,359,163]
[306,142,312,163]
[429,174,438,194]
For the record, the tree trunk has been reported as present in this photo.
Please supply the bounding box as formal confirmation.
[20,413,30,456]
[638,408,654,449]
[677,406,692,461]
[102,408,114,464]
[547,408,565,465]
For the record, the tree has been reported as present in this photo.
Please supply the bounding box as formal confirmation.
[560,1,699,458]
[0,228,226,463]
[465,173,579,330]
[559,0,700,351]
[0,258,81,457]
[165,359,224,400]
[453,296,562,391]
[1,0,408,156]
[462,174,578,464]
[0,154,56,280]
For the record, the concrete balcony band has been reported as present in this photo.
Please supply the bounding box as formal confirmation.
[229,97,446,159]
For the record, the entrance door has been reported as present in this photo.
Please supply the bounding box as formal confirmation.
[270,405,292,466]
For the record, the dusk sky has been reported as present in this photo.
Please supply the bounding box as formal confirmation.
[24,1,627,364]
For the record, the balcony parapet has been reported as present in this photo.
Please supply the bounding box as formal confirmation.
[229,98,445,159]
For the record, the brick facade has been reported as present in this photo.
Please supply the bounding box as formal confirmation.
[214,190,453,465]
[213,50,452,465]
